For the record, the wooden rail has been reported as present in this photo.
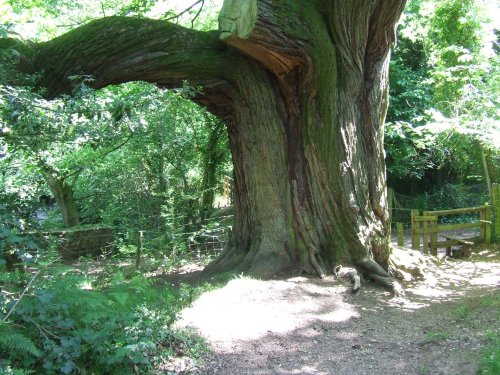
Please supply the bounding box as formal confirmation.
[411,205,491,256]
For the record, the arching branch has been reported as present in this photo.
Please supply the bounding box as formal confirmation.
[7,17,235,118]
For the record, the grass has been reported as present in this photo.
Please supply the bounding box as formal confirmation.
[477,295,500,375]
[456,305,470,320]
[452,290,500,374]
[425,330,450,343]
[480,333,500,375]
[419,289,499,373]
[417,364,430,374]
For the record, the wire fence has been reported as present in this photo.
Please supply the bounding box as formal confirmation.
[390,183,489,226]
[115,210,233,261]
[3,211,233,267]
[7,182,491,265]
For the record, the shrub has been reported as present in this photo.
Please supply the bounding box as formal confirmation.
[0,268,204,374]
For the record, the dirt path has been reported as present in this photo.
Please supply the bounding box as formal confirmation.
[174,247,500,374]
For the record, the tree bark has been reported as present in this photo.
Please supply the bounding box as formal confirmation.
[200,117,226,225]
[479,143,492,205]
[5,0,406,287]
[40,168,80,228]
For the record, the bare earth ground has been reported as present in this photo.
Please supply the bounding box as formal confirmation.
[170,245,500,375]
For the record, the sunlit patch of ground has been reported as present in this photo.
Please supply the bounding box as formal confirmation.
[176,276,358,343]
[403,246,500,302]
[175,245,500,374]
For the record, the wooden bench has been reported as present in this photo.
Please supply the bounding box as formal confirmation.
[442,235,473,258]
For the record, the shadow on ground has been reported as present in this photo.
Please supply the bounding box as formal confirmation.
[171,246,499,374]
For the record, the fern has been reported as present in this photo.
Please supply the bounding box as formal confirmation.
[0,267,201,374]
[49,288,110,309]
[0,365,35,375]
[0,325,41,358]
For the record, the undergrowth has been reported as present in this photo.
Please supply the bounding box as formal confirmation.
[0,261,208,374]
[478,294,500,375]
[456,291,500,375]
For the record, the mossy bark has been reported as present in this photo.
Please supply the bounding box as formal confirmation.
[6,0,406,286]
[41,169,80,228]
[200,118,226,225]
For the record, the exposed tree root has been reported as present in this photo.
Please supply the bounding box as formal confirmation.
[389,247,430,281]
[334,265,361,293]
[309,245,326,279]
[356,257,403,295]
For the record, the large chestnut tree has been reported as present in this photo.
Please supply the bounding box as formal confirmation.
[3,0,406,287]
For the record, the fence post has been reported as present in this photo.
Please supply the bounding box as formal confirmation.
[135,230,143,269]
[411,209,420,250]
[423,210,438,256]
[480,207,486,242]
[422,218,429,255]
[484,206,492,244]
[430,217,438,256]
[493,183,500,243]
[397,222,404,247]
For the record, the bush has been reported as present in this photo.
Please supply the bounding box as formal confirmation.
[0,266,205,374]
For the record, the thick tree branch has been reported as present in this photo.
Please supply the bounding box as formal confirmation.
[6,17,235,118]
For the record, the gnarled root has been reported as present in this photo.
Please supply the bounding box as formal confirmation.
[309,245,326,279]
[357,257,403,295]
[334,265,361,293]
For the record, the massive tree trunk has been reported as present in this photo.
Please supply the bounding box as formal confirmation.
[5,0,406,287]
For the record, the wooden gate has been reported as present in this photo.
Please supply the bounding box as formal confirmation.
[411,205,491,255]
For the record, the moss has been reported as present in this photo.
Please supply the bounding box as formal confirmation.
[30,17,226,97]
[48,224,113,234]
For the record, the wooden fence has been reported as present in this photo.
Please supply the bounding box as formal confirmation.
[411,205,491,256]
[494,183,500,243]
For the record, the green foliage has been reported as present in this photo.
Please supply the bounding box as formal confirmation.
[400,0,499,119]
[0,201,44,270]
[0,264,206,374]
[2,0,222,42]
[72,82,230,254]
[1,78,230,265]
[384,119,491,192]
[385,122,435,181]
[481,336,500,375]
[1,4,227,374]
[0,324,42,358]
[388,0,431,124]
[387,0,499,197]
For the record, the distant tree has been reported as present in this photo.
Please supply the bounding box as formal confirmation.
[0,81,135,227]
